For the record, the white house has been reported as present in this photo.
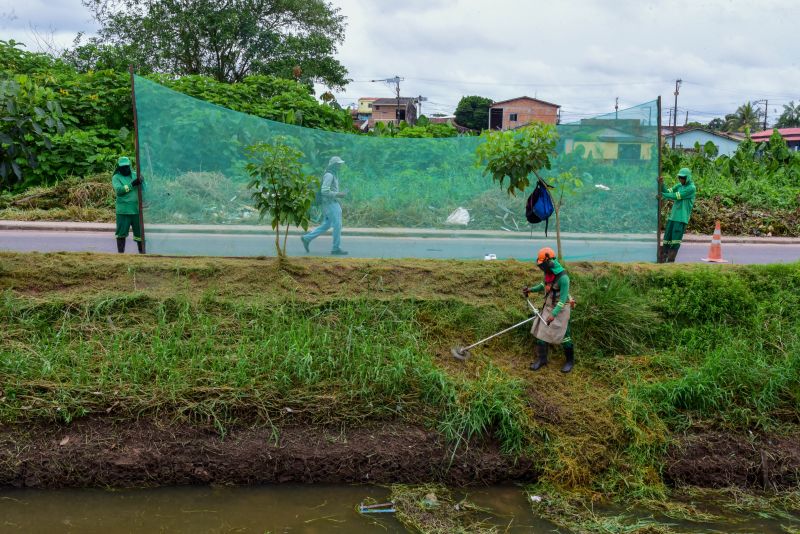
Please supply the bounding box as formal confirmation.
[663,128,742,157]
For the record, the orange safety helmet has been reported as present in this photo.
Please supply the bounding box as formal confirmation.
[536,247,556,265]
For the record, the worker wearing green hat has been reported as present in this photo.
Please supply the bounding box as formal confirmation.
[112,156,143,253]
[660,167,696,263]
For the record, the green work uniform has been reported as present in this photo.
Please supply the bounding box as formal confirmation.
[112,171,142,241]
[661,170,696,250]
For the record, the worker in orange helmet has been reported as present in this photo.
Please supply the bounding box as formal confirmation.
[522,247,576,373]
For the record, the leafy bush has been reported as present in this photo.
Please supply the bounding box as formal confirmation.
[0,40,355,192]
[663,130,800,233]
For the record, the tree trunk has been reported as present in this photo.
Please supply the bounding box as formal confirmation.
[283,224,290,256]
[275,226,283,259]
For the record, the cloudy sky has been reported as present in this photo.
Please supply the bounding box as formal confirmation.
[3,0,798,124]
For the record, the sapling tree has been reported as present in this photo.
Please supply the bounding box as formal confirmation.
[475,122,582,260]
[246,140,318,258]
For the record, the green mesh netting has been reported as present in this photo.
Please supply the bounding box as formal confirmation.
[135,76,659,260]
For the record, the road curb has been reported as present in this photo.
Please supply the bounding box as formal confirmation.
[2,220,800,244]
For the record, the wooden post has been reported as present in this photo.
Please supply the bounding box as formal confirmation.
[656,96,663,263]
[129,65,146,253]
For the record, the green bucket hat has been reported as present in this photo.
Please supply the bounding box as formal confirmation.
[117,156,131,167]
[677,167,692,179]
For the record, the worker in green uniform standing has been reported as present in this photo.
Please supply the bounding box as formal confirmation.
[524,247,576,373]
[660,167,696,263]
[112,156,143,253]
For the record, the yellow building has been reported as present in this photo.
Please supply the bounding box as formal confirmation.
[561,120,654,161]
[357,98,378,114]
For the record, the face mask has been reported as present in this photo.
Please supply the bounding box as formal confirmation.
[538,260,554,272]
[120,166,131,176]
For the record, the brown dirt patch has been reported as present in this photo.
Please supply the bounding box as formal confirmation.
[0,418,537,489]
[665,431,800,490]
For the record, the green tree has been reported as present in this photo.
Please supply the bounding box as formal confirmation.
[81,0,349,88]
[61,34,140,73]
[455,95,492,131]
[775,101,800,128]
[0,77,65,190]
[724,102,762,132]
[246,140,318,258]
[475,122,580,259]
[706,117,725,131]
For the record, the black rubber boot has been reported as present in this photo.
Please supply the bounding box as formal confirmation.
[561,346,575,373]
[530,343,548,371]
[136,240,144,254]
[666,248,679,263]
[116,237,125,253]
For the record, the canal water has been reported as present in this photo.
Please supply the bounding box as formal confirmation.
[1,484,798,533]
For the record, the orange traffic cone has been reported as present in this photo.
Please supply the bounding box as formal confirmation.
[702,221,728,263]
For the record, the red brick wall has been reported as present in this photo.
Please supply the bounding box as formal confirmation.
[490,99,559,129]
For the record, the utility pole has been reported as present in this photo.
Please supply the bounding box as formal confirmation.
[417,95,428,117]
[615,97,619,120]
[672,78,682,149]
[684,110,688,126]
[763,99,768,130]
[370,75,404,125]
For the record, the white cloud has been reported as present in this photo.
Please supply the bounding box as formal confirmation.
[4,0,798,123]
[328,0,800,123]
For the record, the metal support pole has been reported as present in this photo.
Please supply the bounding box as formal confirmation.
[657,96,663,263]
[129,65,146,253]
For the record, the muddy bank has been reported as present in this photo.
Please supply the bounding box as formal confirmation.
[0,418,537,489]
[3,420,799,491]
[666,431,800,490]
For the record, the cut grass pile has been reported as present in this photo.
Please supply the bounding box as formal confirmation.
[0,252,798,496]
[0,176,115,222]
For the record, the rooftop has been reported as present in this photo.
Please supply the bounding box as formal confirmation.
[490,96,561,109]
[751,128,800,142]
[372,97,417,106]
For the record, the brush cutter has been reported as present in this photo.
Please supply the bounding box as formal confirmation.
[450,298,549,361]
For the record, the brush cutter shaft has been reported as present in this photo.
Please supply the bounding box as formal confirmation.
[462,316,535,351]
[526,299,548,324]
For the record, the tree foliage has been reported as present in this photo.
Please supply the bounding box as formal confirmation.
[455,95,492,131]
[371,118,460,138]
[723,102,762,133]
[474,122,558,195]
[246,140,318,257]
[775,101,800,128]
[81,0,349,88]
[0,77,66,188]
[0,40,353,191]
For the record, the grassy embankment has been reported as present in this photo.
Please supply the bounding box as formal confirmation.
[1,252,799,498]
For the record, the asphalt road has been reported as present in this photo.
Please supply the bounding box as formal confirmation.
[2,230,800,264]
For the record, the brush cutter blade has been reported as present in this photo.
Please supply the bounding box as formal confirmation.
[451,346,470,361]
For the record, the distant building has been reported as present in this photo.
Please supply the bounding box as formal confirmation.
[561,119,654,161]
[751,128,800,151]
[664,128,742,157]
[357,97,378,115]
[488,96,560,130]
[352,97,378,130]
[370,97,418,127]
